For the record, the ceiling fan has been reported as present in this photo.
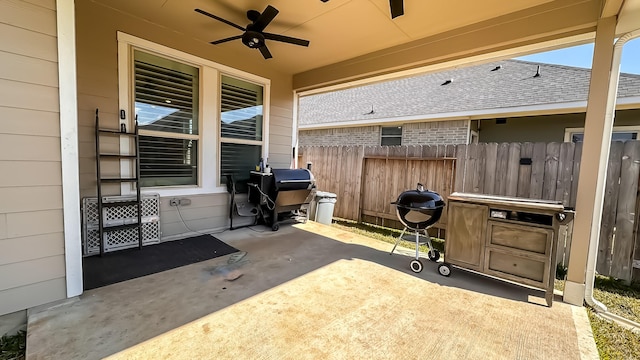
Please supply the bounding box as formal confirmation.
[195,5,310,59]
[320,0,404,19]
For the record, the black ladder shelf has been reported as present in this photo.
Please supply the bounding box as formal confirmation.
[94,108,142,256]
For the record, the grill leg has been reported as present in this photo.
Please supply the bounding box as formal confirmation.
[415,230,420,260]
[390,227,407,255]
[423,230,434,254]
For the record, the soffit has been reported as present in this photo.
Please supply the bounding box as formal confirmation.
[88,0,556,74]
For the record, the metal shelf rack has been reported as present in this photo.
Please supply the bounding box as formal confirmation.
[94,108,142,256]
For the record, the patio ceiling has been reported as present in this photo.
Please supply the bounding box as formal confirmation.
[88,0,639,89]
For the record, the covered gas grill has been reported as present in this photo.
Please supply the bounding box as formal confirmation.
[390,183,445,273]
[248,168,315,231]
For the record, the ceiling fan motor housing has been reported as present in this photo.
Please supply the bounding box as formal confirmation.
[242,31,265,48]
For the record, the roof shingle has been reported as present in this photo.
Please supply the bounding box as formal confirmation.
[298,60,640,126]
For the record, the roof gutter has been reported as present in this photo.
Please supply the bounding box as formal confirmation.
[584,28,640,315]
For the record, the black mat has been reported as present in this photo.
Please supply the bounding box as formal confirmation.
[83,234,238,290]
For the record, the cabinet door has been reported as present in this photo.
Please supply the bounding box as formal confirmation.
[445,201,488,271]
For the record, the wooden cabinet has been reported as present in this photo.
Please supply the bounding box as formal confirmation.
[444,193,569,306]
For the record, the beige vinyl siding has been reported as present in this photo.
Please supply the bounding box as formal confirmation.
[0,0,65,316]
[76,1,295,237]
[0,278,66,319]
[158,194,231,239]
[269,105,295,167]
[478,109,640,143]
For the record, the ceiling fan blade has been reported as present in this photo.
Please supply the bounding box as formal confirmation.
[390,0,404,19]
[258,45,273,59]
[251,5,279,32]
[210,35,243,45]
[263,33,310,47]
[195,8,245,31]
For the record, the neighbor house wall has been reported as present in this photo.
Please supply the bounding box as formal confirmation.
[75,0,296,239]
[298,126,381,146]
[402,120,468,145]
[478,109,640,143]
[0,0,66,316]
[298,120,469,146]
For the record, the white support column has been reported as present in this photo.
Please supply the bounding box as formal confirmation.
[292,91,300,169]
[563,17,617,306]
[57,0,83,297]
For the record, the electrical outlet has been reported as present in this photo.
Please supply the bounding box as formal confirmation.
[179,198,191,206]
[169,198,179,207]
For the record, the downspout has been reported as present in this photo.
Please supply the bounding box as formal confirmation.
[584,29,640,313]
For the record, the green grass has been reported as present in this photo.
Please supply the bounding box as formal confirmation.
[0,331,26,360]
[588,276,640,359]
[333,220,640,360]
[332,219,445,254]
[588,309,640,360]
[592,276,640,325]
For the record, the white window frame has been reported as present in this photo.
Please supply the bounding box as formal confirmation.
[218,74,268,181]
[469,130,479,144]
[117,32,270,197]
[564,125,640,142]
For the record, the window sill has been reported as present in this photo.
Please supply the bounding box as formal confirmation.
[140,185,228,197]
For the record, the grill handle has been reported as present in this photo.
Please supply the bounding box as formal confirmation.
[394,203,445,211]
[278,180,311,183]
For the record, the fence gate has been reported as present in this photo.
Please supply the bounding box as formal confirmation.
[360,147,456,230]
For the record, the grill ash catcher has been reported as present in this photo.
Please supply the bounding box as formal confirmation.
[390,183,445,273]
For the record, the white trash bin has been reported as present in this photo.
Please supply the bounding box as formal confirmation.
[314,191,337,225]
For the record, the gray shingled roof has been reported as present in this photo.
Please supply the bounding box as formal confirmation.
[298,60,640,126]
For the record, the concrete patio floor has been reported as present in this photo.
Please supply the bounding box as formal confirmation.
[26,221,598,359]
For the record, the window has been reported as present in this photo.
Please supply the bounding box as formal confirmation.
[135,51,199,187]
[381,126,402,146]
[564,126,640,143]
[118,33,270,196]
[220,75,264,183]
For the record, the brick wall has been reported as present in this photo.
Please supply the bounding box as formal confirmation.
[299,120,469,146]
[298,126,381,146]
[402,120,469,145]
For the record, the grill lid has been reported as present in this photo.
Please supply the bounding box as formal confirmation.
[392,183,445,230]
[271,168,315,191]
[393,183,445,210]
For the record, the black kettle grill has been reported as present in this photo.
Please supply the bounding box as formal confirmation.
[390,183,445,273]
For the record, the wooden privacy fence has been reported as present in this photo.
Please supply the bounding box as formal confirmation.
[299,141,640,282]
[300,145,456,229]
[454,142,581,208]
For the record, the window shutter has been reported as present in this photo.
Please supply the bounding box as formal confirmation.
[134,50,200,187]
[220,143,262,182]
[139,136,198,187]
[220,76,263,141]
[134,53,199,135]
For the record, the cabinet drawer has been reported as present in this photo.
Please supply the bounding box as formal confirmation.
[485,249,547,287]
[487,221,551,254]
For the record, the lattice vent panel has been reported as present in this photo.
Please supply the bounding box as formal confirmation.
[82,194,161,256]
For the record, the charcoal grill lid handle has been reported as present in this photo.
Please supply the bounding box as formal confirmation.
[395,203,444,210]
[279,179,310,183]
[417,183,425,191]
